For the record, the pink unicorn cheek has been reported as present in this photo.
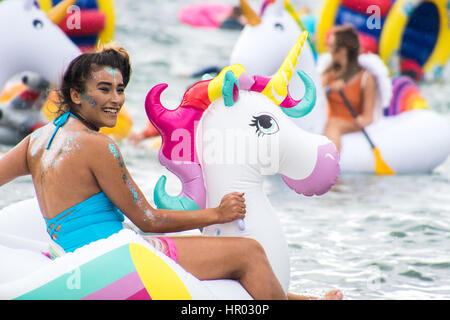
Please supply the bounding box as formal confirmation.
[281,142,340,196]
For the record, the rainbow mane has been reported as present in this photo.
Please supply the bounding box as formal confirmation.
[385,76,429,116]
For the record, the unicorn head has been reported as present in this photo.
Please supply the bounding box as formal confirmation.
[0,0,80,92]
[145,31,339,210]
[230,0,327,134]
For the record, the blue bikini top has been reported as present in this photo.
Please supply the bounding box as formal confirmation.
[44,192,125,253]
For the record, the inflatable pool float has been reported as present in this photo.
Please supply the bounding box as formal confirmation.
[316,0,450,81]
[0,198,251,300]
[317,53,450,174]
[0,0,80,94]
[146,32,339,292]
[178,2,232,29]
[230,0,328,135]
[0,74,49,145]
[37,0,115,52]
[231,0,450,174]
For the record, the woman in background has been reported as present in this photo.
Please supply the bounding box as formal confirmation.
[321,25,377,152]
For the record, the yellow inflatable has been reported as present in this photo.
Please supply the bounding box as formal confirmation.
[379,0,450,79]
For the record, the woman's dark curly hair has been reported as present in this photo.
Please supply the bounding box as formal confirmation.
[55,45,131,116]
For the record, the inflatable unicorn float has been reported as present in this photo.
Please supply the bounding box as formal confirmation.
[0,0,80,145]
[231,0,450,174]
[0,33,340,299]
[0,0,131,145]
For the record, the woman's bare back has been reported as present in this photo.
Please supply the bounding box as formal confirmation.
[26,119,102,219]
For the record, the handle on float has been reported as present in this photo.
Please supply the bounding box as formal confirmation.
[338,90,395,175]
[237,218,245,231]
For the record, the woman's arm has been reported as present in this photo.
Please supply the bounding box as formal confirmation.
[87,134,245,233]
[0,136,30,187]
[356,72,376,128]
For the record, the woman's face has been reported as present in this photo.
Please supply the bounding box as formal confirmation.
[328,35,348,73]
[74,66,125,128]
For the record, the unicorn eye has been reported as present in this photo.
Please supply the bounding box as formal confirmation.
[250,114,279,137]
[274,22,284,31]
[33,19,44,29]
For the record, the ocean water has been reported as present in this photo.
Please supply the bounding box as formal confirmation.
[1,0,450,299]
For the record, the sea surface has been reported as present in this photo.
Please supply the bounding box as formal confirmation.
[1,0,450,299]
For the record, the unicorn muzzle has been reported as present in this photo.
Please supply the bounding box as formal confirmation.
[281,141,340,196]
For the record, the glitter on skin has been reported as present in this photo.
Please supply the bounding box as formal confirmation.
[30,128,45,157]
[42,132,81,169]
[104,67,119,85]
[80,93,97,108]
[109,143,124,167]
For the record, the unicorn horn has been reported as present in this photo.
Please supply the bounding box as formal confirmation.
[261,31,316,117]
[240,0,261,26]
[46,0,76,25]
[273,31,308,95]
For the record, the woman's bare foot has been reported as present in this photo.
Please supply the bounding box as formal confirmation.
[287,289,343,300]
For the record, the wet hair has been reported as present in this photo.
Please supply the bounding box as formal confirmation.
[55,45,131,116]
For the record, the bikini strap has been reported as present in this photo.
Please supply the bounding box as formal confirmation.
[45,111,80,150]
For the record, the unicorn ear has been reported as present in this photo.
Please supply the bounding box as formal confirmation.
[222,70,240,107]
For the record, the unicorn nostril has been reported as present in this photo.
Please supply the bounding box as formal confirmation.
[325,153,335,161]
[281,142,340,196]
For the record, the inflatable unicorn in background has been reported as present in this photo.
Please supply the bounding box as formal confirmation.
[146,32,340,292]
[0,0,80,93]
[231,0,450,174]
[230,0,327,135]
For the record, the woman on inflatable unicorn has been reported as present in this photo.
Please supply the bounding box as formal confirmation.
[321,25,377,152]
[0,37,342,299]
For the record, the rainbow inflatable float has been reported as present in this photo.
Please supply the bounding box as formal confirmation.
[316,0,450,81]
[231,0,450,174]
[0,198,250,300]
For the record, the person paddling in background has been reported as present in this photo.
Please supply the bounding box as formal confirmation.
[321,25,377,152]
[0,45,342,300]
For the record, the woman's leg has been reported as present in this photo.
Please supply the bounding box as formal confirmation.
[171,236,286,300]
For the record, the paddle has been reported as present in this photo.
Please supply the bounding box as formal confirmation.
[338,90,395,175]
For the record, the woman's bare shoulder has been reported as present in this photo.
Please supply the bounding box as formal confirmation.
[78,130,123,164]
[78,129,115,151]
